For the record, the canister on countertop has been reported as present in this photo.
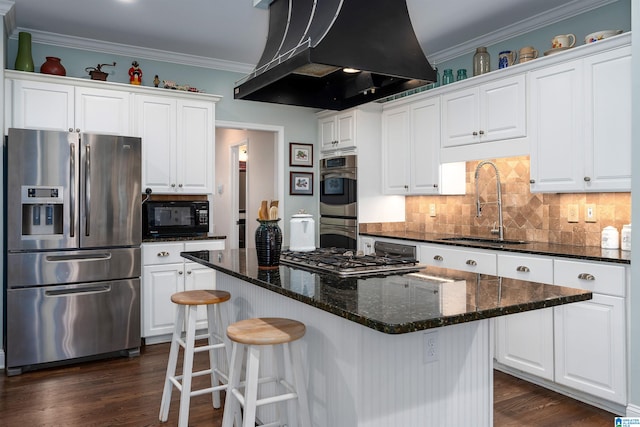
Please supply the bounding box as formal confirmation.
[601,226,619,249]
[621,224,632,251]
[289,212,315,252]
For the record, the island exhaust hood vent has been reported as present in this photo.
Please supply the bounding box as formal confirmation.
[234,0,436,110]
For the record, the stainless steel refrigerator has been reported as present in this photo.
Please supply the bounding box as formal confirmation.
[4,128,142,375]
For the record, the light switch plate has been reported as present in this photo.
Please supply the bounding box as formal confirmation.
[568,204,579,223]
[585,204,596,222]
[429,204,437,217]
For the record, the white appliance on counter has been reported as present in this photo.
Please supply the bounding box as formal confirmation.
[289,213,315,251]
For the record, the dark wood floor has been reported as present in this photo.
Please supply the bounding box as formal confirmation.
[0,342,618,426]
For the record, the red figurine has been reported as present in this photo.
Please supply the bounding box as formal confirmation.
[129,61,142,85]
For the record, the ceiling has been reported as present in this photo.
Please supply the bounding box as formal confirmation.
[6,0,613,74]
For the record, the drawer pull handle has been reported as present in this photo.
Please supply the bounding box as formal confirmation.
[578,273,595,281]
[157,251,170,257]
[516,265,530,272]
[178,270,183,275]
[433,255,444,261]
[466,259,477,266]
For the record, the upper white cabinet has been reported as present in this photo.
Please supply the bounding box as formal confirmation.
[440,74,527,162]
[318,109,355,153]
[136,95,215,194]
[382,96,465,195]
[8,78,131,135]
[529,45,631,192]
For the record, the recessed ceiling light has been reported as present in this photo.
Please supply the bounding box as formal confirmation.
[343,68,360,73]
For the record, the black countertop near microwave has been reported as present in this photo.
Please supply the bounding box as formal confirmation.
[181,248,591,335]
[359,231,631,265]
[142,235,226,243]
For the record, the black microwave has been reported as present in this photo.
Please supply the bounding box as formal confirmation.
[143,200,209,238]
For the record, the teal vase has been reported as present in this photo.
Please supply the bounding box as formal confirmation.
[15,32,34,72]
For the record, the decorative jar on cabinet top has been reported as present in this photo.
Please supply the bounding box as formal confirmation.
[40,57,66,76]
[14,32,34,72]
[473,47,490,76]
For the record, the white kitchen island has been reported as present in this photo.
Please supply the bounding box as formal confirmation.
[182,249,591,427]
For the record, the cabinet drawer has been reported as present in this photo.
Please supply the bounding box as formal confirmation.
[420,244,496,275]
[497,253,553,284]
[142,242,185,265]
[554,259,625,297]
[185,240,225,251]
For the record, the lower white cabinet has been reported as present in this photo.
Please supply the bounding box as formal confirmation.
[420,244,497,275]
[142,240,225,341]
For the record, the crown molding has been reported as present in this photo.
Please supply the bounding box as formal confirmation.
[428,0,617,64]
[0,1,16,36]
[8,26,256,75]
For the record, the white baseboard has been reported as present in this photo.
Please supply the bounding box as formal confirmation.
[627,403,640,417]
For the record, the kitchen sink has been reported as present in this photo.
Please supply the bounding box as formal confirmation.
[439,236,527,246]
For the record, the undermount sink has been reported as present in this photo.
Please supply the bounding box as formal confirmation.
[439,236,527,246]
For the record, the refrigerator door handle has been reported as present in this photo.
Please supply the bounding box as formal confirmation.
[70,142,76,238]
[85,144,91,236]
[45,285,111,297]
[45,253,112,262]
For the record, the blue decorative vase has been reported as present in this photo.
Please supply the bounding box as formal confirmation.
[255,219,282,269]
[15,32,34,72]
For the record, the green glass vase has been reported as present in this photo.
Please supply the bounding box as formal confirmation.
[15,32,34,72]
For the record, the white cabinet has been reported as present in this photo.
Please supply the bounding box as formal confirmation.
[318,110,355,152]
[552,259,626,405]
[136,95,215,194]
[441,74,526,153]
[9,78,131,135]
[419,243,497,275]
[142,240,225,341]
[382,97,465,195]
[529,46,631,192]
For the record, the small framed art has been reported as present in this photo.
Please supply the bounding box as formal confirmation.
[289,143,313,167]
[290,171,313,195]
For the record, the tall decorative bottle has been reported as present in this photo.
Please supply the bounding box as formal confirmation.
[473,47,490,76]
[255,219,282,269]
[14,32,34,72]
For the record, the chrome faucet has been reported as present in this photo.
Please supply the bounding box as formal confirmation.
[474,161,504,240]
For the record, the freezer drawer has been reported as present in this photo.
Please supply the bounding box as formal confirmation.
[6,279,141,371]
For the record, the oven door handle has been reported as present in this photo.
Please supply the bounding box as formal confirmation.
[321,171,356,180]
[320,224,357,239]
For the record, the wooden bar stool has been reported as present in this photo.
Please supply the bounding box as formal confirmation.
[160,289,231,427]
[222,317,311,427]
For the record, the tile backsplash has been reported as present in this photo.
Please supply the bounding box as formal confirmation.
[360,156,631,247]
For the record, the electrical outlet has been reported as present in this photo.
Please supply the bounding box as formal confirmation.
[429,204,437,217]
[423,331,439,363]
[567,204,579,223]
[585,204,597,222]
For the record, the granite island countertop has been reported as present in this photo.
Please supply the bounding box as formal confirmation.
[360,230,631,264]
[181,248,592,334]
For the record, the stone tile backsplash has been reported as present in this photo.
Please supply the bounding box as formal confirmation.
[361,156,631,247]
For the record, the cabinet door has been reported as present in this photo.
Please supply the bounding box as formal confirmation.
[336,111,355,149]
[554,294,626,404]
[136,95,177,193]
[420,244,497,275]
[480,75,526,142]
[441,87,479,147]
[382,105,410,194]
[184,262,217,327]
[410,98,441,194]
[529,60,584,192]
[319,116,337,151]
[583,47,631,191]
[75,87,131,135]
[495,308,554,380]
[142,263,183,337]
[176,99,214,193]
[12,79,74,131]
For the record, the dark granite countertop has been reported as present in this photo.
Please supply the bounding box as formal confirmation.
[181,249,592,335]
[142,235,226,243]
[360,231,631,265]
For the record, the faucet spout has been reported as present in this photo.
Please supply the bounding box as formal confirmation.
[474,161,504,240]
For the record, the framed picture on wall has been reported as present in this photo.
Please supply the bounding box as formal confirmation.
[290,172,313,195]
[289,143,313,167]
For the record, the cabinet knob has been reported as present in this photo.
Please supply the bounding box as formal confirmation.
[466,259,477,266]
[178,184,183,188]
[584,176,591,182]
[479,130,485,135]
[404,185,409,190]
[516,265,530,272]
[529,179,536,184]
[157,251,170,257]
[433,184,438,188]
[178,270,184,275]
[69,128,74,132]
[472,131,478,136]
[433,255,444,261]
[171,183,176,188]
[187,270,192,275]
[76,128,80,133]
[578,273,595,281]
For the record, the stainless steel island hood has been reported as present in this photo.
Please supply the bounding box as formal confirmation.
[234,0,436,110]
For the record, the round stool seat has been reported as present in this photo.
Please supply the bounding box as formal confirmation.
[171,290,231,306]
[227,317,306,346]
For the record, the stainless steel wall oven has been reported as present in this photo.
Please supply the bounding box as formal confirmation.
[319,154,357,249]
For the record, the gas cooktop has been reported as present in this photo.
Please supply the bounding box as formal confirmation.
[279,247,423,277]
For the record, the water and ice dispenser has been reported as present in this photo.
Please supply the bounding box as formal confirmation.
[21,186,64,238]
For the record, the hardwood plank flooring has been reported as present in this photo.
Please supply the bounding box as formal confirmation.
[0,343,618,426]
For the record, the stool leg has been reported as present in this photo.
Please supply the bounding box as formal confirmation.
[271,344,289,426]
[243,345,261,427]
[160,304,185,422]
[206,304,223,409]
[290,341,312,427]
[222,342,244,427]
[178,304,198,427]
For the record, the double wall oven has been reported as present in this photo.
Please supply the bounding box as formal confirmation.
[319,154,357,249]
